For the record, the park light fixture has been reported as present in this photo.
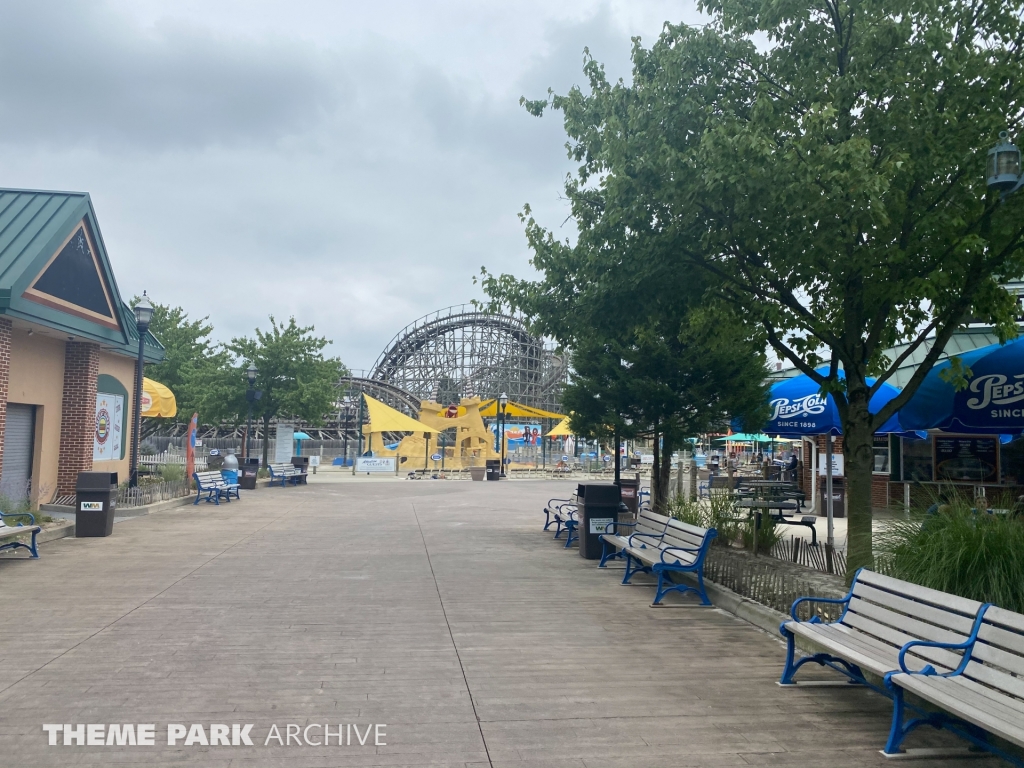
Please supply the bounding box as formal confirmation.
[247,362,258,384]
[498,392,509,477]
[129,292,154,489]
[987,131,1024,198]
[133,291,154,333]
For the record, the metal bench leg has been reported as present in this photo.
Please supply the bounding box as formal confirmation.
[598,540,620,567]
[194,491,201,505]
[543,510,554,531]
[563,522,577,548]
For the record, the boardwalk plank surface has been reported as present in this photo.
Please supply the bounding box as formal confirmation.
[0,480,971,767]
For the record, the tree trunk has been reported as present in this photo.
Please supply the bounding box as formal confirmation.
[262,414,271,468]
[651,424,660,510]
[656,446,672,513]
[842,378,876,581]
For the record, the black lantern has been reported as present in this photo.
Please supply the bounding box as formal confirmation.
[987,131,1023,197]
[245,363,261,462]
[129,292,154,488]
[247,363,258,384]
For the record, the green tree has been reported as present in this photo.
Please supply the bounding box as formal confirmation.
[228,316,347,466]
[513,0,1024,576]
[141,301,232,425]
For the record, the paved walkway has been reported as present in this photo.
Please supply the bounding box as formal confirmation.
[0,480,970,767]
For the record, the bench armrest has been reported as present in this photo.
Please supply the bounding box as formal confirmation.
[606,520,635,534]
[788,594,851,623]
[0,510,35,526]
[628,531,664,546]
[897,604,992,676]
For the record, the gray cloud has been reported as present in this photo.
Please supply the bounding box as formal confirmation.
[0,1,698,369]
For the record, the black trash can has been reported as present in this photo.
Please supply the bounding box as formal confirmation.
[486,459,501,481]
[291,456,310,484]
[239,457,260,490]
[578,483,621,559]
[75,472,118,537]
[819,476,846,518]
[617,477,640,516]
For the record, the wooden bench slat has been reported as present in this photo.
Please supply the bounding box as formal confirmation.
[839,611,963,669]
[794,621,961,674]
[985,605,1024,636]
[976,622,1024,662]
[845,598,972,646]
[851,582,978,634]
[963,657,1024,701]
[895,674,1024,747]
[855,569,984,616]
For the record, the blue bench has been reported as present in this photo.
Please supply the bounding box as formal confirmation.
[542,497,579,547]
[618,517,717,605]
[780,569,1024,763]
[193,470,239,505]
[598,508,670,567]
[0,511,41,558]
[269,463,305,487]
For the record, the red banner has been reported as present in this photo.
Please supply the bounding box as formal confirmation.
[185,412,198,485]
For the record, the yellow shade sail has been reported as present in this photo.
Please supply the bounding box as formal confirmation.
[545,417,574,437]
[141,378,177,418]
[363,394,439,433]
[477,399,564,420]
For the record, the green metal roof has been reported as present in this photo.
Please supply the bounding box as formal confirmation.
[767,328,1006,387]
[0,188,163,362]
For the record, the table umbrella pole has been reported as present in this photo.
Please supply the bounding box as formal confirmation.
[825,435,835,574]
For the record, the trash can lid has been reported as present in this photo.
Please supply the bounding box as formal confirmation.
[76,471,118,490]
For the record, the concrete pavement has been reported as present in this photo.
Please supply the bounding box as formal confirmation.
[0,479,969,767]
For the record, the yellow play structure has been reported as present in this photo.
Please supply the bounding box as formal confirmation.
[360,394,563,470]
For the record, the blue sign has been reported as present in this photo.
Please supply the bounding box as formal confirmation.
[561,455,569,461]
[431,453,442,461]
[758,369,903,437]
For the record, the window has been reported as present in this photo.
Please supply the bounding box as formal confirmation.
[872,435,890,474]
[901,437,933,482]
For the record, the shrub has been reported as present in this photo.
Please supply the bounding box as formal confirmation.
[159,463,185,482]
[875,494,1024,612]
[670,494,743,547]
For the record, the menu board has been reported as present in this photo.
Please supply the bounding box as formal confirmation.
[934,437,998,482]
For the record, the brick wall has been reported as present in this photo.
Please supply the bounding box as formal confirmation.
[57,341,99,496]
[0,319,11,480]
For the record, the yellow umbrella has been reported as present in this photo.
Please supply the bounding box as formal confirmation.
[141,378,177,418]
[545,417,574,437]
[362,394,439,433]
[478,399,564,420]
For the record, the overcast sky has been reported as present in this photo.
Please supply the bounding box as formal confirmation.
[0,0,702,370]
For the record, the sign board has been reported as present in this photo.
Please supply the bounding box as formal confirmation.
[561,455,569,462]
[621,487,636,498]
[431,453,442,461]
[603,455,611,462]
[194,439,203,448]
[818,452,845,477]
[356,457,396,473]
[589,517,615,534]
[640,454,655,465]
[274,423,294,464]
[93,393,124,461]
[79,501,103,511]
[309,455,320,467]
[934,436,998,482]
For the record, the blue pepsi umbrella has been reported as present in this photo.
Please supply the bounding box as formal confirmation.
[756,369,904,437]
[899,338,1024,434]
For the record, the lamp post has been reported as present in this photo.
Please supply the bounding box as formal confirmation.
[498,392,508,478]
[988,131,1024,200]
[129,292,154,489]
[245,363,258,462]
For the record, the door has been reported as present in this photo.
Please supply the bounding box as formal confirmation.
[1,404,36,502]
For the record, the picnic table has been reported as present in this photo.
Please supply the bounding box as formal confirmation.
[733,498,819,545]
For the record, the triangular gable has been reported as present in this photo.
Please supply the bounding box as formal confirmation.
[22,218,121,331]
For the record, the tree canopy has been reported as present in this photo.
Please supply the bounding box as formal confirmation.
[490,0,1024,571]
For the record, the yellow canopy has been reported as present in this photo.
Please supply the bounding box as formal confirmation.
[141,378,177,418]
[363,394,439,433]
[478,399,564,420]
[545,417,574,437]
